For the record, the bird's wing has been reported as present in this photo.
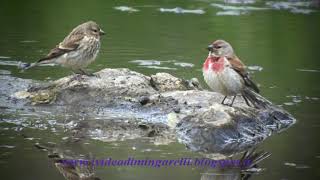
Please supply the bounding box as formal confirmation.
[37,33,84,63]
[227,56,260,93]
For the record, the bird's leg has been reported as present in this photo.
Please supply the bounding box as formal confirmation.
[79,69,100,78]
[221,96,228,105]
[69,69,86,81]
[78,69,92,76]
[229,96,237,107]
[242,95,252,107]
[70,74,83,81]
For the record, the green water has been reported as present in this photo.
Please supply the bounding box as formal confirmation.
[0,0,320,179]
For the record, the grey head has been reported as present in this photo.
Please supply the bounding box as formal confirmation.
[207,40,235,57]
[70,21,105,39]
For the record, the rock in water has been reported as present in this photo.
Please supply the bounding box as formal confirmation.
[6,68,296,156]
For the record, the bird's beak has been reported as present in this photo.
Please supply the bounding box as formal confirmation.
[207,44,213,52]
[99,29,105,35]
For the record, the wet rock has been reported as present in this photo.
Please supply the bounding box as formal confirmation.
[23,68,158,105]
[189,78,202,90]
[173,107,181,113]
[138,96,150,105]
[175,102,294,154]
[150,72,199,92]
[0,75,32,109]
[4,68,296,155]
[71,118,173,143]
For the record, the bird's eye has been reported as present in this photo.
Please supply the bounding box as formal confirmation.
[93,29,98,32]
[216,46,222,49]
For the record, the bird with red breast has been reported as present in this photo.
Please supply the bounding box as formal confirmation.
[202,39,262,108]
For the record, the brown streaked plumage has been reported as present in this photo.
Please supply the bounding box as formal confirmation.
[203,39,260,107]
[38,34,84,63]
[20,21,105,76]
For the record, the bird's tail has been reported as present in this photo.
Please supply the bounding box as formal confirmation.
[242,88,272,109]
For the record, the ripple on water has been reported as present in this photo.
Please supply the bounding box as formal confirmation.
[0,60,18,66]
[211,3,269,16]
[130,59,194,70]
[211,3,270,11]
[284,95,302,106]
[0,59,55,67]
[20,40,38,43]
[211,2,316,15]
[114,6,139,12]
[295,164,310,169]
[159,7,205,14]
[130,60,161,66]
[305,96,319,101]
[143,66,177,70]
[266,1,312,9]
[290,8,315,14]
[0,56,10,59]
[296,68,320,73]
[284,162,311,169]
[284,95,319,106]
[216,10,249,16]
[0,145,15,149]
[141,148,162,152]
[225,0,256,4]
[284,162,296,167]
[24,137,41,141]
[0,69,11,75]
[265,1,316,14]
[248,65,263,71]
[173,62,194,68]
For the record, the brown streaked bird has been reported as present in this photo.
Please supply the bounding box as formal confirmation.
[20,21,105,76]
[202,40,261,107]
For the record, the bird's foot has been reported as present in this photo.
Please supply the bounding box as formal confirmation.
[70,74,85,81]
[221,96,230,106]
[221,101,229,106]
[221,102,233,107]
[220,96,236,107]
[87,73,100,78]
[227,103,234,107]
[78,69,100,78]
